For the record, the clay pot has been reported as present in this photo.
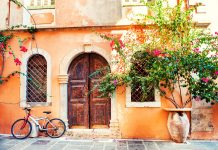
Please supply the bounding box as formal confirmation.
[167,112,190,143]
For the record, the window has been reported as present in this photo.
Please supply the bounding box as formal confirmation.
[130,59,155,102]
[20,48,51,107]
[27,54,47,103]
[27,0,55,9]
[126,51,160,107]
[122,0,152,6]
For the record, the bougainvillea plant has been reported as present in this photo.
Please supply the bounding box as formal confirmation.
[96,0,218,108]
[0,0,37,84]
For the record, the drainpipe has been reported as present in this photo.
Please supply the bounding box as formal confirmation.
[6,0,11,28]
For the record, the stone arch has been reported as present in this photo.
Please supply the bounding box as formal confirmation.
[59,46,111,75]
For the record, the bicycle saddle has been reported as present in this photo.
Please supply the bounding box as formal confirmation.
[43,111,51,114]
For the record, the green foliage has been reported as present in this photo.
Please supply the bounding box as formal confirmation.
[96,0,218,107]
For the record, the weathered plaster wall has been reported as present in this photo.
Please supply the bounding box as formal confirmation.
[55,0,122,26]
[0,29,112,134]
[0,0,9,29]
[0,0,23,30]
[116,86,171,139]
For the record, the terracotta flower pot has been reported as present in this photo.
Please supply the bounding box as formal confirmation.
[167,112,190,143]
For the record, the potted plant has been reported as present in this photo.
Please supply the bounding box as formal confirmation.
[94,0,218,143]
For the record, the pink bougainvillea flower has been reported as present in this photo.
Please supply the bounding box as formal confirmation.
[118,39,125,48]
[14,58,22,66]
[193,48,200,53]
[202,77,210,83]
[113,79,118,86]
[215,32,218,35]
[153,49,162,56]
[0,42,4,49]
[215,71,218,75]
[110,40,115,48]
[9,51,13,55]
[20,46,28,52]
[195,96,201,101]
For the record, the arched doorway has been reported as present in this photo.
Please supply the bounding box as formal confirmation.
[67,53,111,129]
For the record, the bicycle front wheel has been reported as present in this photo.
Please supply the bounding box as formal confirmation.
[46,118,66,138]
[11,119,32,139]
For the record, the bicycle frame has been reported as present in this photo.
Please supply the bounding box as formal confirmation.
[24,109,56,131]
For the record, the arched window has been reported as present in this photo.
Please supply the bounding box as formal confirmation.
[27,54,47,102]
[20,48,51,107]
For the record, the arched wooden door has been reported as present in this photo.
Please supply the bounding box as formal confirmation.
[68,53,111,129]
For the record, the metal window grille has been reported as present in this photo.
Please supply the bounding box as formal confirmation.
[26,54,47,103]
[130,55,155,102]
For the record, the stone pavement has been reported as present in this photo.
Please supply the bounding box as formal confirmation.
[0,135,218,150]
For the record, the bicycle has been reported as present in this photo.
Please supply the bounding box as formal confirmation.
[11,107,66,139]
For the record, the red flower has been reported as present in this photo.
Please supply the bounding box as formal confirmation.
[215,32,218,35]
[14,58,22,66]
[202,77,210,83]
[215,71,218,75]
[118,39,125,48]
[110,40,115,48]
[9,51,13,55]
[20,46,28,52]
[0,42,4,49]
[193,48,200,53]
[153,49,162,56]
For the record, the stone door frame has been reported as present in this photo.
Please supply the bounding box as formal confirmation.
[58,45,120,137]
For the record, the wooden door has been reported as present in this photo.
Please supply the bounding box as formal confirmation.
[68,53,111,129]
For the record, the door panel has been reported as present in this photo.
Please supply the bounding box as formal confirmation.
[68,53,111,129]
[89,54,111,128]
[68,54,89,128]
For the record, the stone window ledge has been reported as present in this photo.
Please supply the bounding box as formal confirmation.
[126,101,161,108]
[27,5,55,10]
[126,86,161,108]
[20,102,52,108]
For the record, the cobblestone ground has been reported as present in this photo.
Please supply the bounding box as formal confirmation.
[0,135,218,150]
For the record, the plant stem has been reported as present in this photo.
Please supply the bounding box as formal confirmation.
[164,95,180,108]
[0,50,4,76]
[183,94,192,107]
[177,75,184,107]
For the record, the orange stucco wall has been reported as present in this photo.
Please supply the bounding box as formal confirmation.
[0,29,218,140]
[116,86,171,139]
[0,29,111,134]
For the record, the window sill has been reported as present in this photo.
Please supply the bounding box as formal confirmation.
[20,102,51,108]
[126,101,161,108]
[27,5,55,10]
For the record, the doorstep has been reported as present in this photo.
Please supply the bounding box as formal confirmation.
[65,129,115,139]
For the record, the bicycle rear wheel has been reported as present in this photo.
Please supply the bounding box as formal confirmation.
[46,118,66,138]
[11,119,32,139]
